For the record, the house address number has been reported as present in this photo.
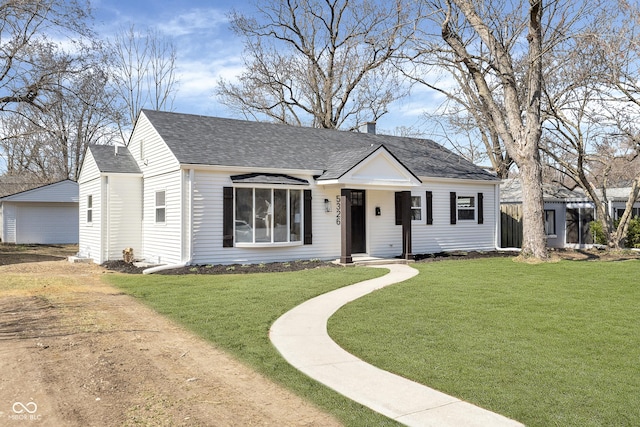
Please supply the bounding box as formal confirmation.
[335,195,341,225]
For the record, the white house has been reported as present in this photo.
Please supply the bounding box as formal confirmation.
[77,110,501,266]
[0,180,79,244]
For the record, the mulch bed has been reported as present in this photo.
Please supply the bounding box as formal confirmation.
[102,251,515,275]
[100,248,640,275]
[102,259,343,275]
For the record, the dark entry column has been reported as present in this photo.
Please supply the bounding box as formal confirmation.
[340,189,352,264]
[400,191,412,260]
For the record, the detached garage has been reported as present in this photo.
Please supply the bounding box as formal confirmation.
[0,180,79,244]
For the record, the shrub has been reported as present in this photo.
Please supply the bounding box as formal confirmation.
[589,220,607,245]
[591,216,640,247]
[626,217,640,248]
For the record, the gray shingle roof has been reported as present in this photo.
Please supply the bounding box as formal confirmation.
[140,109,498,181]
[500,179,589,203]
[89,144,141,174]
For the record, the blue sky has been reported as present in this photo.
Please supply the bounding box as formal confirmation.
[90,0,434,134]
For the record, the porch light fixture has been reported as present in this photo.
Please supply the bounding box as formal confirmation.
[324,198,331,212]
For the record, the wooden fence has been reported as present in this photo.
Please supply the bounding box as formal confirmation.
[500,204,523,248]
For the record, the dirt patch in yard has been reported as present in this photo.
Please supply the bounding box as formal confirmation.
[0,247,341,426]
[0,244,77,266]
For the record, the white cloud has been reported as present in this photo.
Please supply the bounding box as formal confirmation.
[162,9,229,37]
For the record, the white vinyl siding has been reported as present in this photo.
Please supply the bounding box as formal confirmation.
[78,176,102,262]
[127,112,180,177]
[189,170,340,265]
[128,112,183,265]
[78,149,102,262]
[105,175,143,261]
[368,190,403,258]
[410,182,497,254]
[1,204,17,243]
[187,175,498,264]
[141,170,182,264]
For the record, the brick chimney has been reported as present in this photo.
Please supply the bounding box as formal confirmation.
[366,121,376,135]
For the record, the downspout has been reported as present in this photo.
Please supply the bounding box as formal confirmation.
[104,175,109,263]
[143,262,187,274]
[188,168,194,264]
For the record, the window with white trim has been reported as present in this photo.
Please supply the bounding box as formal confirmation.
[87,195,93,223]
[411,195,422,221]
[155,190,166,223]
[235,188,302,244]
[457,195,475,220]
[544,209,556,236]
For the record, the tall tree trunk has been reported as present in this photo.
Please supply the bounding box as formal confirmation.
[519,157,548,258]
[445,0,548,259]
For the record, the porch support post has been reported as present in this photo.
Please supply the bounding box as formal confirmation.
[401,190,412,260]
[340,188,353,264]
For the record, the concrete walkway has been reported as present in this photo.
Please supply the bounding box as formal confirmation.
[269,264,525,427]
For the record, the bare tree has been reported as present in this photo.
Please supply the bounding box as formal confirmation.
[402,47,513,178]
[110,24,178,140]
[408,0,550,258]
[0,0,91,112]
[1,46,122,181]
[217,0,414,130]
[541,0,640,248]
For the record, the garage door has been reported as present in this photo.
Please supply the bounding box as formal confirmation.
[16,204,79,244]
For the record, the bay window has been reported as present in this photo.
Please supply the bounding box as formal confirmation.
[235,187,302,244]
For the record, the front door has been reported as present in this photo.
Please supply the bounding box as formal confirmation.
[351,190,366,253]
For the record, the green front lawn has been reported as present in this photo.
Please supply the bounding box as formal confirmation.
[329,258,640,427]
[105,267,397,426]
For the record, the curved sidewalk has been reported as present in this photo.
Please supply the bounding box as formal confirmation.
[269,264,524,427]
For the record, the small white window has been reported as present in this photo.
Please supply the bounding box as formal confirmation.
[411,196,422,221]
[87,195,93,223]
[155,191,166,223]
[457,196,475,220]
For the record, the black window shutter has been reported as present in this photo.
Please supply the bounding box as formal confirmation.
[478,192,484,224]
[395,192,402,225]
[304,189,312,245]
[450,192,457,224]
[426,191,433,225]
[223,187,233,247]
